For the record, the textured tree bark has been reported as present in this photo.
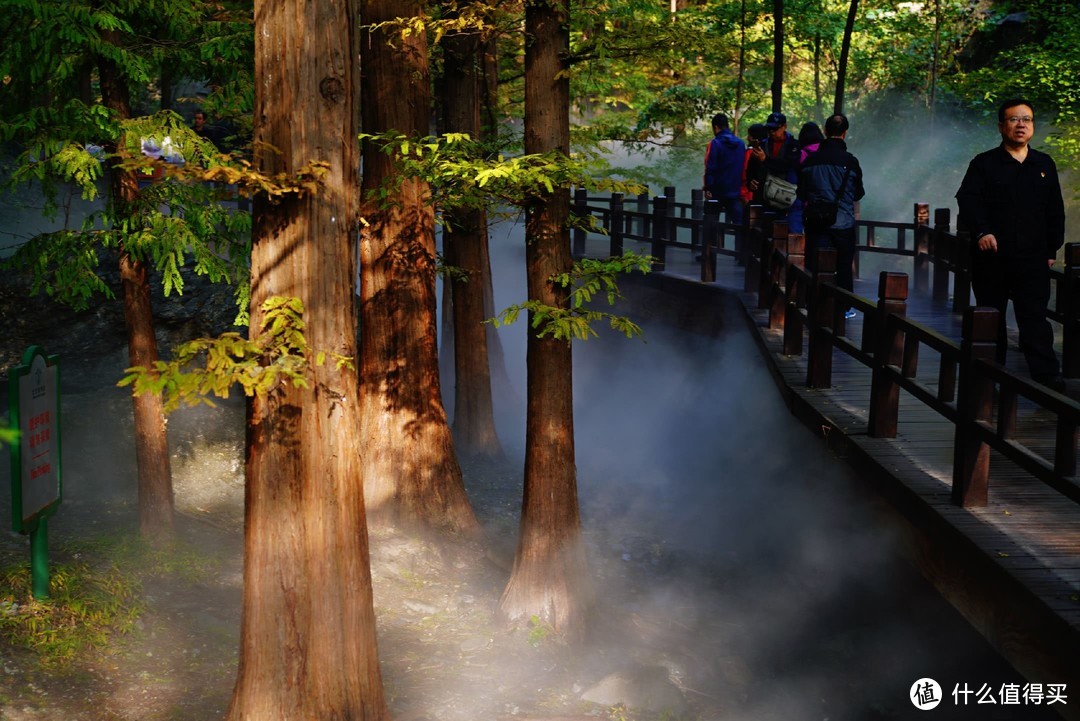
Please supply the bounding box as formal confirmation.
[771,0,784,113]
[498,0,590,643]
[834,0,860,115]
[98,36,175,543]
[359,0,481,537]
[441,18,504,463]
[226,0,387,718]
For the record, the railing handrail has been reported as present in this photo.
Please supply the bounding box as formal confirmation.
[571,187,1080,511]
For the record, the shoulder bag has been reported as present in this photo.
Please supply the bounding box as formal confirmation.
[804,165,852,231]
[762,174,798,210]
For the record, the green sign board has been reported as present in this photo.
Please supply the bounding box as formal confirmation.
[8,346,61,599]
[9,345,62,533]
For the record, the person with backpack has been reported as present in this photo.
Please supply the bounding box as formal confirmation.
[798,114,865,318]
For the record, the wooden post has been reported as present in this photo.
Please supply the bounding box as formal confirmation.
[651,195,668,271]
[744,214,766,294]
[759,220,786,309]
[636,192,649,236]
[690,189,704,252]
[932,207,951,305]
[787,233,805,268]
[1063,244,1080,378]
[807,247,837,388]
[740,204,763,267]
[701,199,720,283]
[913,203,930,294]
[768,241,787,331]
[952,307,999,507]
[953,227,972,313]
[572,187,588,258]
[609,193,625,257]
[782,235,806,356]
[664,185,677,249]
[1055,418,1078,479]
[868,272,909,438]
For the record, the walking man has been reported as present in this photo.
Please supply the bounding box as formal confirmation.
[703,113,746,225]
[798,113,865,318]
[956,98,1067,392]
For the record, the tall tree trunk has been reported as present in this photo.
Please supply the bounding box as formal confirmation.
[359,0,481,537]
[929,0,941,134]
[97,35,175,543]
[441,15,504,463]
[814,34,824,122]
[771,0,784,112]
[225,0,387,718]
[834,0,859,114]
[481,36,501,141]
[498,0,589,643]
[735,0,747,134]
[477,34,521,425]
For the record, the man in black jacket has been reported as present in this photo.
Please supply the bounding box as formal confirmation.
[956,98,1067,391]
[798,114,865,318]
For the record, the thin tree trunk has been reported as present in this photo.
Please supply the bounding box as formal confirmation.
[929,0,940,134]
[226,0,386,718]
[475,33,519,420]
[441,16,504,463]
[359,0,481,537]
[735,0,747,134]
[834,0,859,114]
[772,0,784,112]
[98,33,175,543]
[814,34,823,122]
[498,0,589,643]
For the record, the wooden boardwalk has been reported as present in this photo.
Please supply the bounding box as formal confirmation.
[592,232,1080,713]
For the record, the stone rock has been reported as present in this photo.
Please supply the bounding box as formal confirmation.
[580,665,689,715]
[458,636,490,653]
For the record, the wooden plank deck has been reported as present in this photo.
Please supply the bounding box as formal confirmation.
[597,235,1080,709]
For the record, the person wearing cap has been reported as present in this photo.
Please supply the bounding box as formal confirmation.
[763,111,803,232]
[702,113,746,225]
[955,98,1066,392]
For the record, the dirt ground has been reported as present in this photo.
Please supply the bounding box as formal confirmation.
[0,266,735,721]
[0,263,1061,721]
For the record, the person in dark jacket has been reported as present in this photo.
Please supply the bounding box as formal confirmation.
[763,111,803,232]
[798,114,865,317]
[798,121,824,166]
[703,113,747,225]
[955,98,1067,391]
[741,123,769,206]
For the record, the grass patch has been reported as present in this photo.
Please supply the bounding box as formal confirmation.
[0,560,142,667]
[0,532,225,667]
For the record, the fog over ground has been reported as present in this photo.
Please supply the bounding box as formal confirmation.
[465,219,1060,720]
[0,113,1073,717]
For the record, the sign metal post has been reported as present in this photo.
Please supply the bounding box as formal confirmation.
[8,346,62,599]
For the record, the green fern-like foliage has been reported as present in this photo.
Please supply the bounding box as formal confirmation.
[493,253,653,342]
[119,296,352,413]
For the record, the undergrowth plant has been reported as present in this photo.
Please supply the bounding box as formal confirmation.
[0,534,224,667]
[0,560,141,667]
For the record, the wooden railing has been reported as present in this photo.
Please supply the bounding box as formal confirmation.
[572,189,1080,511]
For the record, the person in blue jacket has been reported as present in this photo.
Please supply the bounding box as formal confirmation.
[703,113,747,225]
